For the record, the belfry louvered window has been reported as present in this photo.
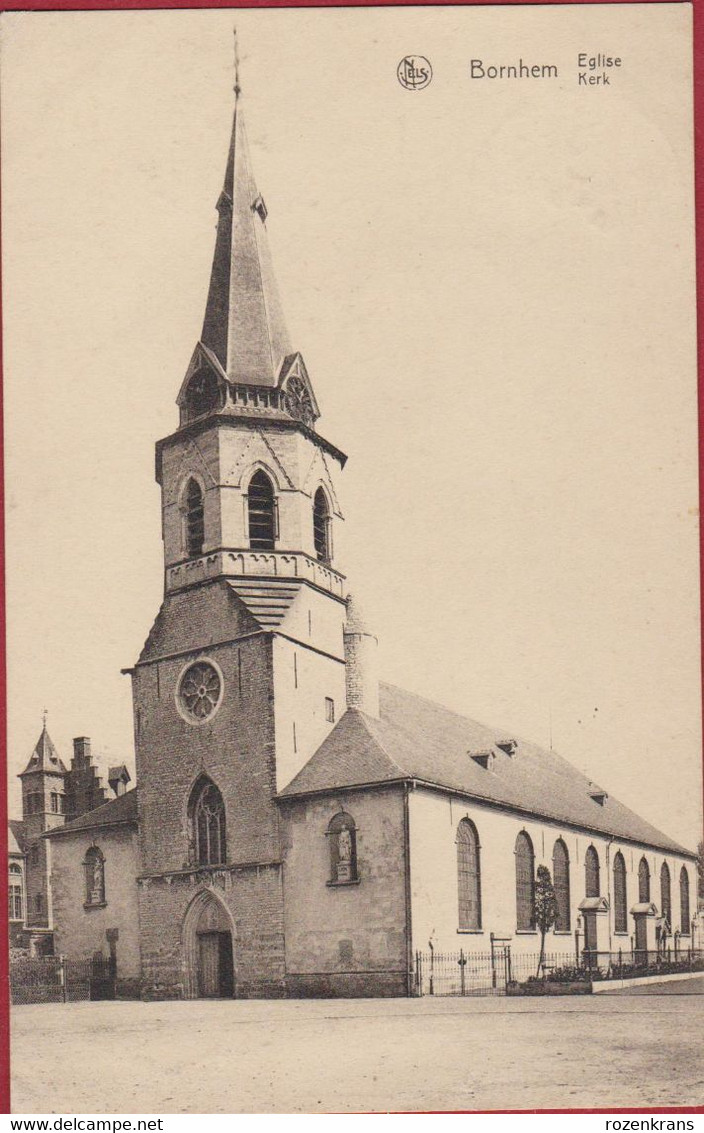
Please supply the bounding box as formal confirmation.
[313,487,332,563]
[185,478,205,557]
[191,777,226,866]
[247,470,276,551]
[679,866,690,934]
[457,819,481,930]
[613,852,627,932]
[515,831,535,930]
[552,839,570,931]
[638,857,650,903]
[660,862,671,928]
[585,846,600,898]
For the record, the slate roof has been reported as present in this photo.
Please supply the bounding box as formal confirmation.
[44,788,138,838]
[19,725,67,776]
[279,683,695,858]
[8,820,26,855]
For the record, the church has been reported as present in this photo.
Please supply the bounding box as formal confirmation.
[16,50,696,999]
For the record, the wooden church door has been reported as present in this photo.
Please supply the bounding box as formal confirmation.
[198,931,234,998]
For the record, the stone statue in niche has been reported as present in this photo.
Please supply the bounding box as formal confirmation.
[336,827,353,882]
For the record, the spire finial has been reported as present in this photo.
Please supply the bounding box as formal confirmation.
[42,708,48,728]
[233,26,241,98]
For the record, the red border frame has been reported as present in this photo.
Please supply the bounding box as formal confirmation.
[0,0,702,1119]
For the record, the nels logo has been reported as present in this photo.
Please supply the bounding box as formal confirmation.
[397,56,432,91]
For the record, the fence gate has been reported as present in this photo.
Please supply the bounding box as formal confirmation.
[413,946,512,997]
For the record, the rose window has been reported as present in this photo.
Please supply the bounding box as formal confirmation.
[178,662,222,721]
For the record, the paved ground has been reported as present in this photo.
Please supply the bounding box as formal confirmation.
[599,975,704,996]
[11,985,704,1114]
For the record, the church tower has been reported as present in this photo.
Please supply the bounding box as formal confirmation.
[130,44,348,998]
[19,720,67,931]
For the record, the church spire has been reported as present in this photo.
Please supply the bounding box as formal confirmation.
[200,37,291,387]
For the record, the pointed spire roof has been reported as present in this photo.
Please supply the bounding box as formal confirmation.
[20,719,67,777]
[200,48,291,388]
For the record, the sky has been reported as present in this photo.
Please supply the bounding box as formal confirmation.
[2,4,701,849]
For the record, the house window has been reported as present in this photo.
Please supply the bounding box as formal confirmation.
[190,777,226,866]
[50,792,59,813]
[247,470,276,551]
[660,862,671,928]
[457,819,481,930]
[325,697,335,723]
[638,857,650,903]
[679,866,690,934]
[184,478,205,558]
[327,812,358,884]
[313,487,332,563]
[84,847,106,906]
[552,839,570,931]
[585,845,600,898]
[515,831,535,930]
[9,864,23,921]
[613,851,627,933]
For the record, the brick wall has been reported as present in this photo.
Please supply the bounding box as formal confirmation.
[137,865,285,999]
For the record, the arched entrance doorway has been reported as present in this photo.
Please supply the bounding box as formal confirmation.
[182,890,235,999]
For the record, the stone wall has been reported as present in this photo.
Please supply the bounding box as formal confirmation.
[279,786,408,997]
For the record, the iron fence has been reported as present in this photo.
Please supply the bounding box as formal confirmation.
[10,955,116,1005]
[412,946,704,996]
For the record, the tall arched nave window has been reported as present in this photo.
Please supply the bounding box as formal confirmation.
[456,819,481,931]
[552,839,570,931]
[584,845,600,898]
[613,851,627,933]
[679,866,690,935]
[638,857,650,903]
[660,862,671,928]
[515,831,535,931]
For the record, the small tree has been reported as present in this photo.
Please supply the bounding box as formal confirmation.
[696,839,704,904]
[535,864,557,977]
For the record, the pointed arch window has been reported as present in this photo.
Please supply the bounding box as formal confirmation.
[660,862,671,928]
[84,847,105,907]
[457,819,481,930]
[613,851,627,933]
[638,857,650,903]
[184,478,205,558]
[190,778,226,867]
[327,812,358,884]
[247,470,277,551]
[515,831,535,930]
[313,488,332,564]
[552,839,570,931]
[679,866,690,934]
[585,845,600,898]
[9,864,23,921]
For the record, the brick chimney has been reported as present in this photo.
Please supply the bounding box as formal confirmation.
[72,737,92,768]
[343,593,379,719]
